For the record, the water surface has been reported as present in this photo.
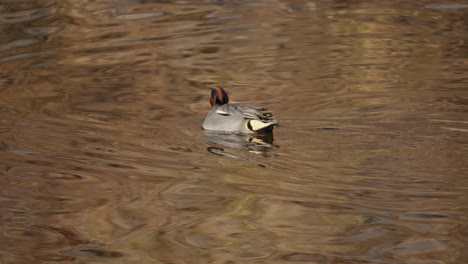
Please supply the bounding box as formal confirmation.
[1,0,467,263]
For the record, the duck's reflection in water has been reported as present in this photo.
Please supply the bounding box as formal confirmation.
[204,131,278,158]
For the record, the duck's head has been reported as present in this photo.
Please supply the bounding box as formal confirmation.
[210,85,229,107]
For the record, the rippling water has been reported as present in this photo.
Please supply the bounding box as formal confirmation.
[1,0,467,263]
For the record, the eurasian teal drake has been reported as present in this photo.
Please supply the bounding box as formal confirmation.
[202,85,278,133]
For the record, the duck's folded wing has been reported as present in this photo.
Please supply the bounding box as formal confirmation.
[216,104,277,123]
[216,104,244,116]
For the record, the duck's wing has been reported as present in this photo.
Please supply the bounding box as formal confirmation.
[216,104,277,123]
[216,104,278,133]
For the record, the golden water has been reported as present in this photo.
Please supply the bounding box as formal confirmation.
[1,1,467,263]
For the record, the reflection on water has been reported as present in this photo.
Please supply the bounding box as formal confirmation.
[1,0,468,263]
[205,131,278,158]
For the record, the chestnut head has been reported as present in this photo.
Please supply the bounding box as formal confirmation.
[210,85,229,106]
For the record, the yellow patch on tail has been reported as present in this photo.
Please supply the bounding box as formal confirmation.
[249,120,271,131]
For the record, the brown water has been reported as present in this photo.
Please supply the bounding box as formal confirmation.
[1,0,468,263]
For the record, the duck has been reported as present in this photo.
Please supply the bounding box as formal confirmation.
[202,85,278,133]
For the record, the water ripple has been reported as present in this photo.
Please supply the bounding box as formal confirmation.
[0,0,467,263]
[0,6,57,24]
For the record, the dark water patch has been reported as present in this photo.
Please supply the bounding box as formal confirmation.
[315,127,341,131]
[76,249,124,258]
[280,252,328,262]
[62,247,125,258]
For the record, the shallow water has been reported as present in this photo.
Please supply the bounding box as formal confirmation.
[1,0,468,263]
